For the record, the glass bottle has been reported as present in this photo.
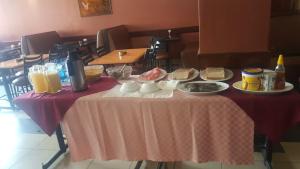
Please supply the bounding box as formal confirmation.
[274,54,285,90]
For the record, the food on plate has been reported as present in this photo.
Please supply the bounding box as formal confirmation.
[205,67,225,80]
[172,68,194,80]
[84,65,104,81]
[183,83,221,92]
[140,68,161,81]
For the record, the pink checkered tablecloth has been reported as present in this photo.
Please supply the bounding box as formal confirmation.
[62,91,254,165]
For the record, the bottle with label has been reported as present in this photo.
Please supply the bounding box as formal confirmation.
[274,54,285,90]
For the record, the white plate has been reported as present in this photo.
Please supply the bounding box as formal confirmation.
[177,81,229,95]
[200,68,234,82]
[157,80,179,90]
[138,68,167,83]
[232,81,294,94]
[167,68,200,82]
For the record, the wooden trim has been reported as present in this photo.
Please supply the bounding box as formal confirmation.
[129,26,199,37]
[60,25,199,42]
[61,35,96,42]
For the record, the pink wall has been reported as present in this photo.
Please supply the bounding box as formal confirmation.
[198,0,271,53]
[0,0,198,41]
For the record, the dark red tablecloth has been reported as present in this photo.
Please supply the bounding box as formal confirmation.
[14,77,118,135]
[223,71,300,142]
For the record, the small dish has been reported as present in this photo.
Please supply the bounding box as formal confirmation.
[157,80,179,90]
[120,81,140,93]
[140,82,160,93]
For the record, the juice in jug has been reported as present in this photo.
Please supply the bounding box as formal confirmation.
[45,63,62,93]
[29,65,48,93]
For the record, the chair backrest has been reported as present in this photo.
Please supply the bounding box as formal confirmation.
[150,37,168,52]
[106,25,132,50]
[0,48,21,62]
[21,31,61,55]
[96,29,110,56]
[23,54,43,75]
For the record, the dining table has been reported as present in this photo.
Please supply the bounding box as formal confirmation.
[13,69,300,169]
[88,48,147,65]
[0,54,49,108]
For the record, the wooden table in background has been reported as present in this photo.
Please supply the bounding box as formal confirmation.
[0,54,49,108]
[0,54,49,69]
[89,48,147,65]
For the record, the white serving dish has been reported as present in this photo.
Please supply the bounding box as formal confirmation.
[200,68,234,82]
[120,81,140,93]
[177,81,229,95]
[167,68,200,82]
[232,81,294,94]
[140,82,160,93]
[157,80,179,90]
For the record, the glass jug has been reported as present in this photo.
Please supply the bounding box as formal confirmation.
[28,65,48,93]
[44,63,62,93]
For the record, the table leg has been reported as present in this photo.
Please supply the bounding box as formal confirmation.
[42,125,68,169]
[262,137,273,169]
[157,162,166,169]
[0,69,15,109]
[134,161,143,169]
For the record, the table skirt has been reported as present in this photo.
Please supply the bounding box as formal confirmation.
[63,91,254,165]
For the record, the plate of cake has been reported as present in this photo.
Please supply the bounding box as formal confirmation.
[200,67,233,81]
[168,68,199,82]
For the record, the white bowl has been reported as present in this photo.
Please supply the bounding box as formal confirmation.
[140,82,160,93]
[120,81,140,93]
[157,80,179,90]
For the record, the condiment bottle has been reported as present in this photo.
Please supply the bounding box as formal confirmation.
[274,54,285,90]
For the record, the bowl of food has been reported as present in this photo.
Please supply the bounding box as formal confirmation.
[106,65,133,79]
[84,65,104,82]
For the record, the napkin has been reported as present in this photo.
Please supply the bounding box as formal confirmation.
[103,85,173,98]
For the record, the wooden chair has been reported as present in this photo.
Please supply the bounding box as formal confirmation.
[149,37,172,72]
[21,31,61,55]
[143,48,157,71]
[12,54,43,95]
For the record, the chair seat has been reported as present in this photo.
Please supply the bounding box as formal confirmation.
[12,76,30,86]
[15,70,24,77]
[156,53,169,60]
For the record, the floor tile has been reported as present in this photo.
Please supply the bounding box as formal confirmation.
[253,152,263,161]
[130,161,157,169]
[272,162,300,169]
[10,149,57,169]
[222,161,266,169]
[16,133,47,149]
[37,134,60,150]
[0,149,31,169]
[53,153,91,169]
[273,142,300,162]
[175,161,221,169]
[88,160,133,169]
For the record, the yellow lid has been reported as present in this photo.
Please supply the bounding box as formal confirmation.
[277,54,284,65]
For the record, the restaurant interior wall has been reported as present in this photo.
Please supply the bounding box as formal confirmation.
[198,0,271,53]
[0,0,198,42]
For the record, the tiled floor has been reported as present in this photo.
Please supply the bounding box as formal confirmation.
[1,111,300,169]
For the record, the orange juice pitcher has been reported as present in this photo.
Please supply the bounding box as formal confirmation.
[45,63,62,93]
[28,65,48,93]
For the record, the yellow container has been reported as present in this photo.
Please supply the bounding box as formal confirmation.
[242,68,263,91]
